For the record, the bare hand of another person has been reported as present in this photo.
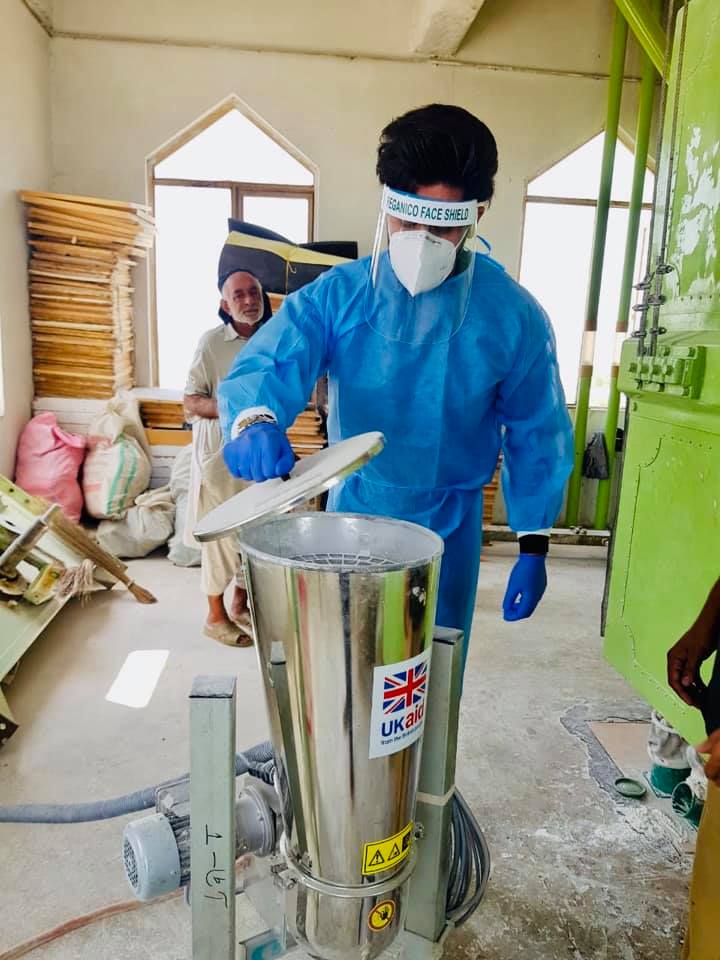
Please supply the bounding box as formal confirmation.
[667,624,716,708]
[184,394,219,420]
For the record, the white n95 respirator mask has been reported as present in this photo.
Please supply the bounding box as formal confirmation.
[388,229,458,297]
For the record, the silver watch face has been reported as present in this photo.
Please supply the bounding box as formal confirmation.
[233,414,276,437]
[193,431,385,541]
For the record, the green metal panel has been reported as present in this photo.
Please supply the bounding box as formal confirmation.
[613,0,666,74]
[605,0,720,744]
[605,407,717,743]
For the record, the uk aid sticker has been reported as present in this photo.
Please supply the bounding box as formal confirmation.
[369,648,432,759]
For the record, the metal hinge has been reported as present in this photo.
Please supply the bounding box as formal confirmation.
[620,345,705,398]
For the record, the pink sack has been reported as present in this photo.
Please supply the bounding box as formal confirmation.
[15,413,87,521]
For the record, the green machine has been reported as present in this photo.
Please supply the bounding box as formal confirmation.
[604,0,720,745]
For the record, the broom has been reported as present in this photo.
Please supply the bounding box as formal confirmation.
[1,478,157,604]
[44,508,157,604]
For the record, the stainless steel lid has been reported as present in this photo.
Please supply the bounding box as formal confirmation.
[193,431,385,542]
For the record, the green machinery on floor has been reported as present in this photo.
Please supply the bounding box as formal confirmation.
[0,478,87,743]
[604,0,720,745]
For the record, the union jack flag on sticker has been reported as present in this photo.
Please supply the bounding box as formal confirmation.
[383,661,428,715]
[369,649,432,759]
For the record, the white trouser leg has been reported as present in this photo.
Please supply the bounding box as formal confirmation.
[200,536,241,597]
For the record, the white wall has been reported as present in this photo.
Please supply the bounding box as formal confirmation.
[0,0,51,476]
[51,0,414,59]
[49,34,643,386]
[25,0,53,32]
[461,0,642,75]
[51,0,632,72]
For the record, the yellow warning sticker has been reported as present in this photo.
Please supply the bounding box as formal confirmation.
[362,822,413,876]
[368,899,396,932]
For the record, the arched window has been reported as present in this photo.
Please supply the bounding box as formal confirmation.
[149,101,315,388]
[519,133,654,407]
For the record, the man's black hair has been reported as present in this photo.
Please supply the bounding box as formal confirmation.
[376,104,498,203]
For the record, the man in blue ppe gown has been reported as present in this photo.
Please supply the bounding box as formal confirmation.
[218,104,574,674]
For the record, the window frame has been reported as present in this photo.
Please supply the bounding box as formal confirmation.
[152,177,314,237]
[525,195,653,211]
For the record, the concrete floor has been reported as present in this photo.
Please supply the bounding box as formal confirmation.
[0,543,692,959]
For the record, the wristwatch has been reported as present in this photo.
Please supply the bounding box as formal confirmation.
[232,413,277,437]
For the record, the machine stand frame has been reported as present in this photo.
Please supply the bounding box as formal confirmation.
[404,627,464,952]
[190,675,237,960]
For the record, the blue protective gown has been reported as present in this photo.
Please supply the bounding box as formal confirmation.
[219,253,574,665]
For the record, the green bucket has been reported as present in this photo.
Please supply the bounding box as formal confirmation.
[648,764,691,798]
[671,781,704,830]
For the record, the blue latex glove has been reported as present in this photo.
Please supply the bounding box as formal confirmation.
[502,554,547,622]
[223,422,295,481]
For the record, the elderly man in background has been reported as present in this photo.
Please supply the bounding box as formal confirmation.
[184,245,274,646]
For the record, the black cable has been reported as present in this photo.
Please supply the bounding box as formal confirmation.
[446,789,491,926]
[454,790,491,925]
[447,801,471,922]
[446,797,465,912]
[454,813,484,926]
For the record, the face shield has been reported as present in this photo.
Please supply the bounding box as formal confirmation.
[366,186,480,344]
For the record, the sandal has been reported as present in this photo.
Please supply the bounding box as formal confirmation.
[203,620,253,648]
[230,609,255,643]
